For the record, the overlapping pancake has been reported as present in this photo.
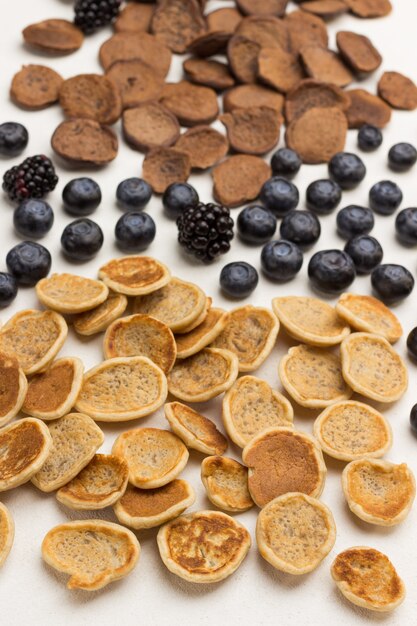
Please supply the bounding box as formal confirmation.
[164,402,227,455]
[0,353,27,427]
[36,274,109,314]
[99,256,170,296]
[201,456,253,512]
[73,292,128,336]
[336,293,402,343]
[175,308,229,359]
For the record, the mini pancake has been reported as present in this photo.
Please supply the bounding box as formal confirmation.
[242,427,326,507]
[73,293,128,336]
[313,401,392,462]
[0,309,67,375]
[272,296,350,346]
[99,256,171,296]
[112,427,189,489]
[56,454,129,510]
[175,308,229,359]
[211,305,279,372]
[164,402,228,455]
[342,459,415,526]
[340,333,407,403]
[177,296,211,334]
[0,502,14,568]
[157,510,251,583]
[32,413,104,493]
[257,493,336,575]
[201,456,253,512]
[75,357,167,421]
[36,274,109,314]
[0,353,27,428]
[22,357,84,420]
[133,277,206,333]
[279,344,352,408]
[42,520,140,591]
[336,293,402,343]
[222,375,294,448]
[103,314,177,374]
[331,547,405,612]
[0,418,52,491]
[167,348,239,403]
[114,479,195,530]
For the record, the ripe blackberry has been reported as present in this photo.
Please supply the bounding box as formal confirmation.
[74,0,122,34]
[177,202,234,263]
[3,155,58,203]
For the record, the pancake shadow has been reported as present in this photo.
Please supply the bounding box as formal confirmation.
[55,500,117,524]
[255,551,306,589]
[331,586,394,622]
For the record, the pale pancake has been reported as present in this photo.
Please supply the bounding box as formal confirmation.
[164,401,228,455]
[257,493,336,575]
[175,308,229,359]
[177,297,211,334]
[36,274,109,314]
[42,520,140,591]
[340,333,407,403]
[0,353,27,427]
[314,401,392,461]
[0,502,14,568]
[279,344,352,408]
[112,427,189,489]
[75,356,167,421]
[201,456,254,512]
[99,256,171,296]
[222,375,294,448]
[342,459,416,526]
[73,292,128,336]
[157,510,251,583]
[336,293,402,343]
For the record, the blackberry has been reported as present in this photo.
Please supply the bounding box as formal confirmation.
[2,155,58,203]
[74,0,122,34]
[177,202,234,263]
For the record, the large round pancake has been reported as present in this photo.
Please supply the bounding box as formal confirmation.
[36,274,109,314]
[342,459,416,526]
[242,427,327,507]
[222,375,294,448]
[0,502,14,568]
[313,400,392,461]
[256,493,336,575]
[340,333,407,403]
[157,510,251,583]
[73,292,128,336]
[99,256,171,296]
[201,456,254,512]
[175,308,229,359]
[75,356,167,421]
[0,353,27,427]
[164,402,228,455]
[336,293,402,343]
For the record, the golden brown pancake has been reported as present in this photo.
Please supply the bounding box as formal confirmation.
[177,296,211,333]
[0,353,27,427]
[99,256,171,296]
[164,401,228,455]
[201,456,253,512]
[175,308,229,358]
[336,293,402,343]
[36,274,109,314]
[73,292,128,336]
[0,502,14,568]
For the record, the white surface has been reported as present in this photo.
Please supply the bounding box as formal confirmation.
[1,1,417,625]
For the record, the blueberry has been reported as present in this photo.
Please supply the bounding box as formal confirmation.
[270,148,302,179]
[357,124,383,152]
[369,180,402,215]
[388,142,417,172]
[308,249,356,294]
[410,404,417,435]
[6,241,51,286]
[371,264,414,303]
[116,177,152,211]
[0,122,29,157]
[220,262,259,298]
[13,199,54,239]
[0,272,18,307]
[261,240,303,281]
[407,328,417,361]
[61,219,104,261]
[162,182,199,220]
[336,205,374,239]
[62,177,102,216]
[279,210,320,248]
[395,208,417,246]
[237,205,276,245]
[260,177,299,217]
[344,235,383,274]
[328,152,366,190]
[115,212,156,252]
[306,179,342,214]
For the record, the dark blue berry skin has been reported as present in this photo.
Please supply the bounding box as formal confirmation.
[237,205,276,245]
[261,240,303,281]
[388,143,417,172]
[61,219,104,261]
[308,250,356,294]
[6,241,51,286]
[371,264,414,303]
[336,205,374,240]
[259,177,299,217]
[279,210,320,248]
[13,199,54,239]
[115,212,156,252]
[0,122,29,157]
[270,148,302,179]
[344,235,383,274]
[220,262,259,298]
[62,178,102,216]
[407,329,417,361]
[306,179,342,214]
[409,404,417,435]
[369,180,402,215]
[328,152,366,190]
[163,182,199,220]
[0,272,18,307]
[357,125,383,152]
[116,177,152,211]
[395,208,417,246]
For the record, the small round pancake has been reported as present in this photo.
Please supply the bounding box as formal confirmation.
[0,353,27,428]
[103,314,176,374]
[22,357,84,420]
[175,308,229,359]
[157,510,251,583]
[36,274,109,314]
[56,454,129,510]
[75,356,167,421]
[336,293,402,343]
[99,256,171,296]
[279,344,352,409]
[73,292,128,336]
[340,333,407,403]
[211,305,279,372]
[112,427,189,489]
[313,401,392,462]
[114,479,195,530]
[167,348,239,403]
[0,418,52,491]
[0,502,14,568]
[177,296,211,334]
[222,375,294,448]
[201,456,253,512]
[342,459,416,526]
[331,547,406,612]
[165,402,228,456]
[0,309,67,375]
[272,296,350,347]
[242,427,326,507]
[257,493,336,575]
